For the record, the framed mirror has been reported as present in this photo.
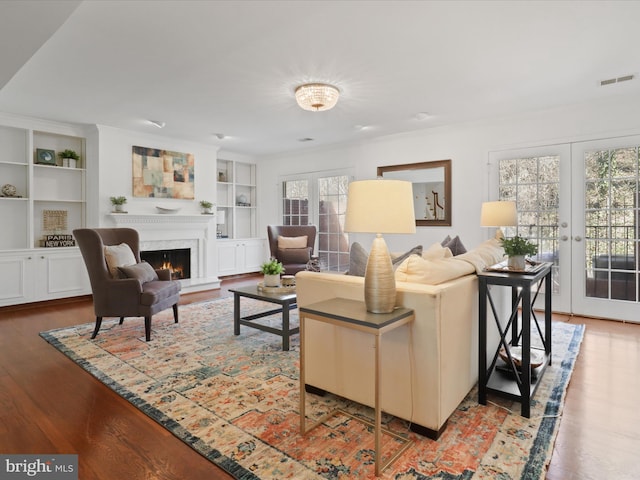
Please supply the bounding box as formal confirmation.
[377,159,451,226]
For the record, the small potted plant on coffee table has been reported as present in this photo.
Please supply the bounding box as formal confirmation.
[260,258,285,287]
[110,196,127,213]
[501,235,538,270]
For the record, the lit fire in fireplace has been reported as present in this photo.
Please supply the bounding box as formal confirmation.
[141,248,190,280]
[162,261,185,279]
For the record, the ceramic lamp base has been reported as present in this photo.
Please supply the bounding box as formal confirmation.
[364,234,396,313]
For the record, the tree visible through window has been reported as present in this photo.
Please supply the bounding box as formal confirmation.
[281,173,350,272]
[499,155,560,293]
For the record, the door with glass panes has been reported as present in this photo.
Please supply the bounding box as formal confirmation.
[281,171,351,272]
[571,136,640,322]
[492,137,640,322]
[490,145,572,314]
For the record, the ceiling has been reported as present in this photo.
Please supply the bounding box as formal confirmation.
[1,0,640,157]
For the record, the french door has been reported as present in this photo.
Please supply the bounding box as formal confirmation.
[491,136,640,322]
[490,145,572,314]
[281,170,351,272]
[571,136,640,321]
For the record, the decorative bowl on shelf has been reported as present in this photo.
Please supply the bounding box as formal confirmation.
[156,206,181,214]
[1,184,17,197]
[499,346,545,369]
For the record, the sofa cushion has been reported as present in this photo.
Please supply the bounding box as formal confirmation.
[395,255,475,285]
[104,243,136,278]
[278,235,308,249]
[118,261,159,285]
[456,238,505,273]
[348,242,423,276]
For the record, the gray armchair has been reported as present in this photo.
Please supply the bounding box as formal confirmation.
[73,228,181,341]
[267,225,317,275]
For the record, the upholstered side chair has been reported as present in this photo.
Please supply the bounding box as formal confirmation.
[73,228,181,341]
[267,225,317,275]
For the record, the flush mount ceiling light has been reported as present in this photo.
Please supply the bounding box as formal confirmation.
[294,83,340,111]
[149,120,165,128]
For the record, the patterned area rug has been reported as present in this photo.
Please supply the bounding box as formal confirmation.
[40,297,584,479]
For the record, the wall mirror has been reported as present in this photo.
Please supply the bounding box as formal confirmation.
[377,159,451,226]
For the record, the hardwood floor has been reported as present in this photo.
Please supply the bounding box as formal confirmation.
[1,275,638,479]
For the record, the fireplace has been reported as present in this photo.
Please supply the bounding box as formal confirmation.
[108,212,220,293]
[141,248,191,280]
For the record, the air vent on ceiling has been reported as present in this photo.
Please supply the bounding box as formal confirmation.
[600,74,635,86]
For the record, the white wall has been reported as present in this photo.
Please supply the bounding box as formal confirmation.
[257,94,640,252]
[96,125,220,220]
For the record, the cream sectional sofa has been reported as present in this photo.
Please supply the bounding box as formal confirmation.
[295,238,508,439]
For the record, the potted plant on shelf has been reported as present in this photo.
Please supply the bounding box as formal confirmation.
[58,149,80,168]
[199,200,214,214]
[501,235,538,270]
[110,196,127,213]
[260,258,285,287]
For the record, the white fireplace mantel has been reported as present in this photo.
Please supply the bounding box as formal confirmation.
[109,213,216,225]
[107,213,219,293]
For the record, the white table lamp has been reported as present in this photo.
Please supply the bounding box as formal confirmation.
[480,201,517,238]
[345,179,416,313]
[216,210,226,238]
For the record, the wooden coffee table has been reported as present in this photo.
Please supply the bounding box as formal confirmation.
[229,285,298,351]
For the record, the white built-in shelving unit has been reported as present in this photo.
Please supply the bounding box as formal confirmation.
[0,119,90,306]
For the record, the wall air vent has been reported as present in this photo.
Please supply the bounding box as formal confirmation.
[600,74,635,86]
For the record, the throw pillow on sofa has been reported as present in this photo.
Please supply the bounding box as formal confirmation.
[422,242,453,260]
[443,235,467,255]
[347,242,423,276]
[456,238,505,273]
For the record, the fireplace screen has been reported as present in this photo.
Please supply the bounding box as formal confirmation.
[141,248,190,280]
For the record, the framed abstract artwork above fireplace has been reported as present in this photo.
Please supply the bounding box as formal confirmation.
[132,145,195,199]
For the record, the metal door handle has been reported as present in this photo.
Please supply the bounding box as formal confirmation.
[574,236,582,242]
[560,235,569,241]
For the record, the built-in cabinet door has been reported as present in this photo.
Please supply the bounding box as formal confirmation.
[0,254,36,305]
[36,251,90,300]
[241,239,266,273]
[0,250,90,306]
[216,239,266,276]
[217,240,240,276]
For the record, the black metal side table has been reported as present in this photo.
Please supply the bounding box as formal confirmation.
[478,262,553,417]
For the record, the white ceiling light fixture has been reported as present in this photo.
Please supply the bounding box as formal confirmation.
[295,83,340,111]
[149,120,165,128]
